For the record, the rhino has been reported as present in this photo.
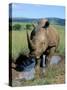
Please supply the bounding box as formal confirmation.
[26,19,60,77]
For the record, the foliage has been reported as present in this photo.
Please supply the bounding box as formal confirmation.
[13,24,21,30]
[26,24,32,30]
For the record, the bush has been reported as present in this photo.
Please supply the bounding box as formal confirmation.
[13,24,21,30]
[26,24,31,30]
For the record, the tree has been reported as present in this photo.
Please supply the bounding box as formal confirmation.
[26,24,31,30]
[13,24,21,30]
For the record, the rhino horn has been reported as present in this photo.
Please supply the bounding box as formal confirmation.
[26,30,34,50]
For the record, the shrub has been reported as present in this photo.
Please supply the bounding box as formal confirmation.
[26,24,31,30]
[13,24,21,30]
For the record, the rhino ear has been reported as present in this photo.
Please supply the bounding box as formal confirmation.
[43,21,50,28]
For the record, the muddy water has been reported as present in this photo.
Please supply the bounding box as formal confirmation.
[14,57,35,80]
[18,68,35,80]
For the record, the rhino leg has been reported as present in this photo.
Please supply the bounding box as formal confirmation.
[40,55,47,78]
[35,56,48,79]
[35,59,41,79]
[40,55,46,68]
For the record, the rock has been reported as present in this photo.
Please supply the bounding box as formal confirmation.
[50,55,61,65]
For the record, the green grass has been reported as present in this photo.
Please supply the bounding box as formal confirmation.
[10,22,65,86]
[10,23,65,59]
[12,22,31,25]
[10,30,31,59]
[53,25,65,54]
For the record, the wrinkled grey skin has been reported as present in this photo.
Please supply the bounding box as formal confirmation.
[26,19,59,67]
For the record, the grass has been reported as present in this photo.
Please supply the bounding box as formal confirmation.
[12,60,65,87]
[53,25,65,54]
[10,30,31,60]
[10,24,65,59]
[10,22,65,86]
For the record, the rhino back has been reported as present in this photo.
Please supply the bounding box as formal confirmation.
[46,26,59,47]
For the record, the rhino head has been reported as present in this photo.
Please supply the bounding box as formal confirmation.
[26,19,49,59]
